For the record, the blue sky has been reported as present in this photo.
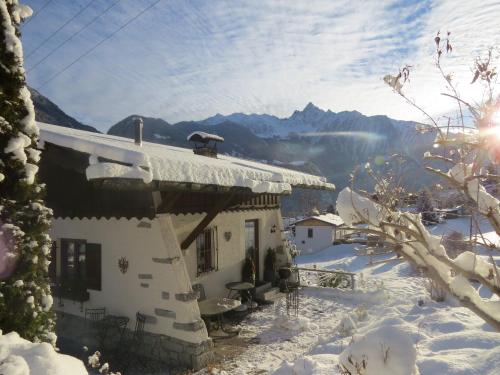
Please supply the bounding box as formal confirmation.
[22,0,500,132]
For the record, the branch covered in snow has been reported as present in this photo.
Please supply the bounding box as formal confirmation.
[337,186,500,330]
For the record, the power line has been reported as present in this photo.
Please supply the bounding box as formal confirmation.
[27,0,122,73]
[36,0,162,90]
[26,0,97,59]
[22,0,53,27]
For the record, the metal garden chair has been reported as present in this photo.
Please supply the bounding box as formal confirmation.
[117,312,148,374]
[84,307,106,347]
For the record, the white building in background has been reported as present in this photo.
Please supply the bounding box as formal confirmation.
[294,213,346,254]
[37,122,335,370]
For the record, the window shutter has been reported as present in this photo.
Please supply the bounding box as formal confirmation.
[213,226,218,271]
[86,243,102,291]
[61,240,68,280]
[49,241,57,282]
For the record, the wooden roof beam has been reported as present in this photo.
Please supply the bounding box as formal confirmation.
[180,193,235,250]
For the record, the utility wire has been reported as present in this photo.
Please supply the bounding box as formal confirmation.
[27,0,121,73]
[22,0,53,27]
[26,0,97,59]
[36,0,161,90]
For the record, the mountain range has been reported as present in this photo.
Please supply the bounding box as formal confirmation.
[30,88,436,215]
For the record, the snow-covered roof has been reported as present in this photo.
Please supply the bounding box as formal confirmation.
[37,122,335,194]
[295,213,344,226]
[187,131,224,143]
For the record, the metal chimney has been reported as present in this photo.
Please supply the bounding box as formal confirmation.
[134,117,143,146]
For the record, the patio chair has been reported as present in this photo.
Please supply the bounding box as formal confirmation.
[116,312,147,374]
[84,307,106,348]
[85,307,106,327]
[132,312,146,342]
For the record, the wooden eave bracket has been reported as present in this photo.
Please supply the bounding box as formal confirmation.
[180,193,235,250]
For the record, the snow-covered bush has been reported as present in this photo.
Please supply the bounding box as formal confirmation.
[337,32,500,330]
[87,350,120,375]
[338,326,417,375]
[0,330,87,375]
[0,0,55,342]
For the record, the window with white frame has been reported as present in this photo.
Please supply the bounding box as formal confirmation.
[196,227,218,275]
[308,228,314,238]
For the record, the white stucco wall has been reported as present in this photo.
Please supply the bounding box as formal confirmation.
[172,208,284,299]
[50,216,208,344]
[294,225,334,254]
[50,208,286,343]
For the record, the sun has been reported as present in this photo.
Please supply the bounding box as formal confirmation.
[482,111,500,140]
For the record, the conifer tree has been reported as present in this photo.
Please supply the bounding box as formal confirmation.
[0,0,55,343]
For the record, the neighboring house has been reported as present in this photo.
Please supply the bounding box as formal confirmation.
[37,122,335,370]
[294,213,345,254]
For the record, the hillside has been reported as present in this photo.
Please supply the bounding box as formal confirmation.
[29,87,99,133]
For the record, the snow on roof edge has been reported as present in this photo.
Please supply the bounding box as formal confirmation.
[37,122,335,193]
[187,131,225,143]
[295,213,344,226]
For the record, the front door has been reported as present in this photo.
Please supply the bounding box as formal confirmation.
[245,220,259,280]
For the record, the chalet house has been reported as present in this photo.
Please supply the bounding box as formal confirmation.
[36,122,335,369]
[294,213,345,254]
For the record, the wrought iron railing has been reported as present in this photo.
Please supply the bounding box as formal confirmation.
[294,267,356,290]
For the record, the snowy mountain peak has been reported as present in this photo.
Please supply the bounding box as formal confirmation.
[195,102,418,139]
[288,102,327,129]
[303,102,323,114]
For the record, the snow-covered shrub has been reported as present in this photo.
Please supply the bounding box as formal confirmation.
[87,350,120,375]
[0,330,87,375]
[338,326,417,375]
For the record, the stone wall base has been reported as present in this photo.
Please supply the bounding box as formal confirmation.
[56,311,214,371]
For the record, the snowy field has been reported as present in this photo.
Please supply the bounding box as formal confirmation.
[201,218,500,374]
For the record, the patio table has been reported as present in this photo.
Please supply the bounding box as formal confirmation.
[198,297,241,337]
[225,281,255,310]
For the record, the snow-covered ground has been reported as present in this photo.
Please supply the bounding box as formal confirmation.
[202,218,500,374]
[3,218,499,374]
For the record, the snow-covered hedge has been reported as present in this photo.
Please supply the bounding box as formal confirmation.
[0,330,87,375]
